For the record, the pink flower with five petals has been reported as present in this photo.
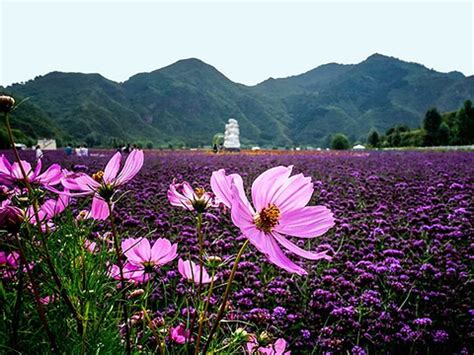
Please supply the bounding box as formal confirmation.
[211,166,335,275]
[62,150,143,220]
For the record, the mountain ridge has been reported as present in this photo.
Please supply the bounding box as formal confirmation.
[2,54,473,147]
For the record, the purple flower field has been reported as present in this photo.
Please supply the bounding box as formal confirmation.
[1,149,473,353]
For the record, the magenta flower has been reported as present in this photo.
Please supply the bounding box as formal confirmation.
[168,180,216,212]
[108,263,151,284]
[122,237,178,268]
[246,337,290,355]
[62,150,144,220]
[109,237,178,284]
[26,193,70,231]
[177,259,215,284]
[0,155,62,188]
[0,200,24,233]
[211,166,335,275]
[0,251,20,279]
[170,324,192,344]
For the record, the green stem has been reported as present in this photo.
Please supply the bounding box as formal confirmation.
[202,239,249,354]
[11,246,24,352]
[194,267,216,354]
[14,233,59,353]
[107,201,131,355]
[188,212,204,349]
[5,112,83,335]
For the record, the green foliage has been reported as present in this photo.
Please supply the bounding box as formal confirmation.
[423,108,442,146]
[331,133,350,150]
[5,55,474,148]
[367,129,380,148]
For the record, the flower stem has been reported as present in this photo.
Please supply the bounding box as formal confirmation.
[107,201,131,355]
[188,212,204,348]
[11,247,25,351]
[4,112,83,335]
[14,233,59,353]
[194,267,216,354]
[202,239,249,354]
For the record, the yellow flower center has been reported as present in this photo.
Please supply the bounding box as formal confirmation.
[92,170,104,183]
[254,204,280,233]
[194,187,206,199]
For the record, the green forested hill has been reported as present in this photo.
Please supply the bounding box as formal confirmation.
[3,54,473,147]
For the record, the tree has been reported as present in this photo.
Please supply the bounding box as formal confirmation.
[438,122,450,146]
[423,108,442,146]
[367,129,380,148]
[457,100,474,144]
[145,141,153,150]
[331,133,350,150]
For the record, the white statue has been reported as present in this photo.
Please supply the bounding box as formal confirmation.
[223,118,240,151]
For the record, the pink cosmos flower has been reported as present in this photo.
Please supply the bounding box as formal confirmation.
[211,166,335,275]
[84,240,97,253]
[246,337,290,355]
[177,259,215,284]
[0,251,20,279]
[0,200,24,233]
[26,193,70,231]
[122,237,178,269]
[170,324,192,344]
[0,155,62,187]
[108,263,151,284]
[62,150,144,220]
[167,180,216,212]
[108,237,178,284]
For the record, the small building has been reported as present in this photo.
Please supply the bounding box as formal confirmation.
[37,139,57,150]
[352,144,366,150]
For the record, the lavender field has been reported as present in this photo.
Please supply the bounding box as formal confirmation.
[1,149,473,354]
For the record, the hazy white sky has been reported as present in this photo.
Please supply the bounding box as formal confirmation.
[1,0,473,86]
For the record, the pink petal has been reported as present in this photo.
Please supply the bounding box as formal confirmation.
[36,164,62,186]
[273,232,332,261]
[277,206,335,238]
[73,174,101,192]
[150,238,178,265]
[115,149,144,185]
[167,182,194,210]
[230,182,255,230]
[32,159,42,180]
[90,196,110,220]
[131,238,152,263]
[272,173,314,213]
[12,161,32,180]
[251,166,292,212]
[210,169,231,207]
[0,155,12,175]
[103,152,122,184]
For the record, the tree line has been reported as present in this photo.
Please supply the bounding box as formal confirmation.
[366,99,474,148]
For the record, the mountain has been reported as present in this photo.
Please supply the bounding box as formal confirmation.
[2,54,473,147]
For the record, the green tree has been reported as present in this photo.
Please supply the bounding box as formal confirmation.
[145,141,153,149]
[438,122,450,146]
[331,133,350,150]
[457,100,474,144]
[423,108,442,146]
[367,129,380,148]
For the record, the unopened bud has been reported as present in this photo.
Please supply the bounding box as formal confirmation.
[0,95,15,113]
[128,289,145,298]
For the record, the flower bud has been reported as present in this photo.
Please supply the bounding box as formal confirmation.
[206,255,223,268]
[0,204,24,233]
[128,289,145,298]
[233,327,250,341]
[0,95,15,113]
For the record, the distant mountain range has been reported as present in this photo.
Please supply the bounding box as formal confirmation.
[2,53,473,147]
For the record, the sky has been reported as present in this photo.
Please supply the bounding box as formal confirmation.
[1,0,473,87]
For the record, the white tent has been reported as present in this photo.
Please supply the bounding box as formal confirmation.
[352,144,366,150]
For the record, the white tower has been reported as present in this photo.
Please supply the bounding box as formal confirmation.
[223,118,241,151]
